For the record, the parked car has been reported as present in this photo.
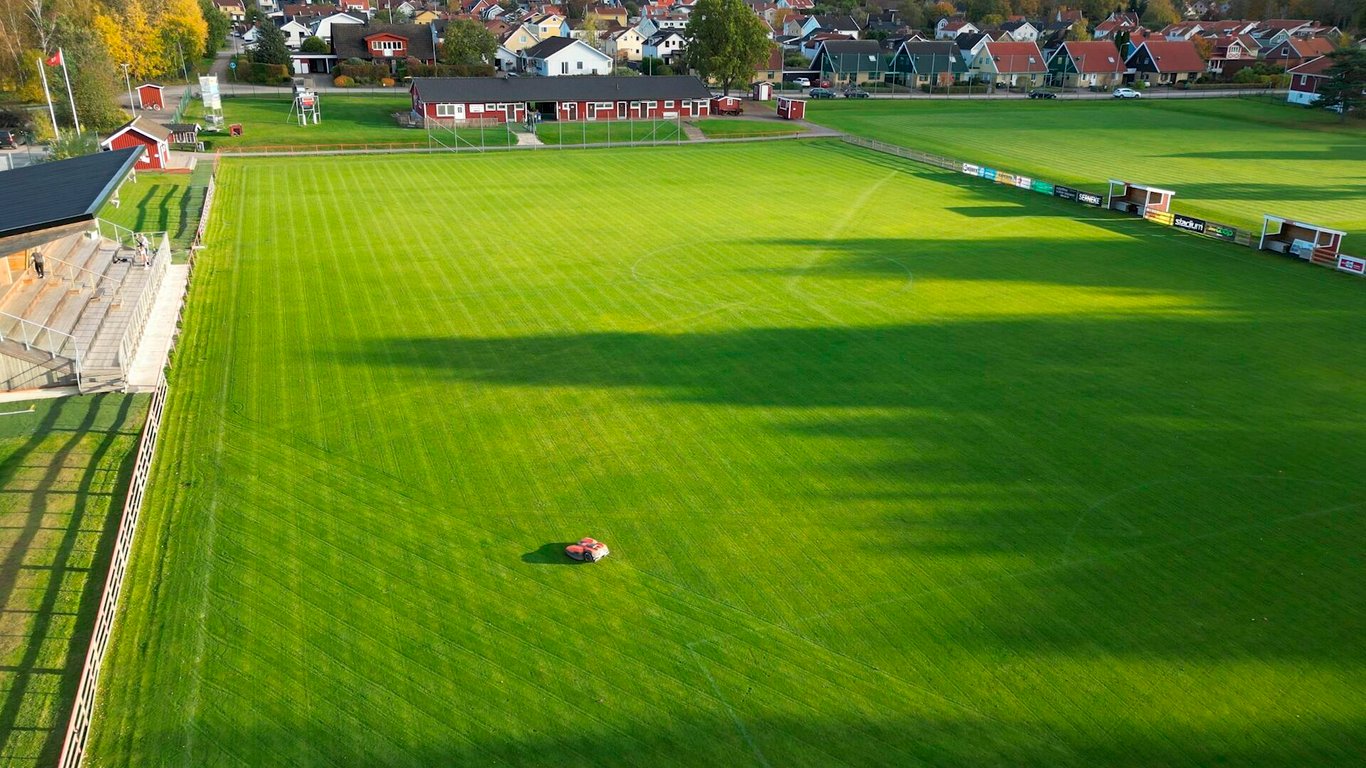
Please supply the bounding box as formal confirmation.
[792,77,811,87]
[1027,90,1056,99]
[0,130,24,148]
[809,87,837,99]
[1113,87,1142,99]
[843,87,871,98]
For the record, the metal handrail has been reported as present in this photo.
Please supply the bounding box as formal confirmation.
[46,252,114,287]
[0,309,84,370]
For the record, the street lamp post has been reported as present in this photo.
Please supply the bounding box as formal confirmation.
[121,63,135,116]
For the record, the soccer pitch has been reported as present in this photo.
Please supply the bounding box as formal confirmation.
[806,98,1366,243]
[90,142,1365,766]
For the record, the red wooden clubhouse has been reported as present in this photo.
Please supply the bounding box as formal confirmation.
[410,76,714,125]
[99,117,171,170]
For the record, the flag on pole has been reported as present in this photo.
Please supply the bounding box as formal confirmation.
[37,57,59,138]
[45,47,81,136]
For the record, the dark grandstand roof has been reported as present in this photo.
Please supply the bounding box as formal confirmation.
[411,75,712,103]
[0,148,143,239]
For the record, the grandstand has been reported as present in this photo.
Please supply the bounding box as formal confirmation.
[0,149,171,393]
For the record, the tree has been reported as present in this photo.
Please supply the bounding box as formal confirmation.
[1066,18,1089,40]
[1141,0,1179,26]
[94,0,165,80]
[301,35,329,53]
[199,0,230,57]
[640,55,670,75]
[1192,35,1212,63]
[929,1,957,21]
[250,21,291,66]
[53,18,125,132]
[581,14,602,50]
[1317,47,1366,121]
[683,0,770,95]
[160,0,210,77]
[440,18,496,66]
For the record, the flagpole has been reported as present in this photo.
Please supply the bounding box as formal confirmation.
[59,48,81,135]
[37,57,59,137]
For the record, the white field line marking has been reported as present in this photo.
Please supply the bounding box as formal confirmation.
[686,639,773,768]
[797,499,1365,626]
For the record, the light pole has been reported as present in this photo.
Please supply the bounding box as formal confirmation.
[121,63,136,116]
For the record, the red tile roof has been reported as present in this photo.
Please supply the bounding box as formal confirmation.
[983,41,1046,73]
[1287,54,1334,77]
[1290,37,1335,58]
[1058,40,1124,73]
[1136,39,1205,72]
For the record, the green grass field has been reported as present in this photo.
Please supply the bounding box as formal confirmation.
[536,118,687,145]
[693,118,802,138]
[89,141,1365,766]
[98,166,212,253]
[0,395,147,767]
[807,98,1366,242]
[185,94,426,150]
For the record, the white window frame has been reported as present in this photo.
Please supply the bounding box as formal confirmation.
[436,103,457,117]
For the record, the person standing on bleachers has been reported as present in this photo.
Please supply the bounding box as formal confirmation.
[31,250,44,278]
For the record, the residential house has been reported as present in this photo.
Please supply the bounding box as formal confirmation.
[650,11,690,30]
[1159,20,1204,40]
[411,75,713,123]
[1262,36,1335,69]
[531,11,568,37]
[974,40,1047,87]
[340,0,371,16]
[642,30,686,64]
[1205,34,1258,76]
[500,22,542,54]
[954,31,991,62]
[753,44,784,83]
[521,36,613,75]
[278,18,313,48]
[1253,19,1315,38]
[312,11,366,41]
[330,23,437,71]
[605,25,647,62]
[800,32,853,60]
[412,8,444,23]
[1047,39,1125,88]
[1094,11,1140,39]
[810,39,886,85]
[1000,19,1038,42]
[494,45,518,70]
[864,9,905,37]
[888,40,967,87]
[1285,55,1332,105]
[1125,39,1205,84]
[586,5,628,26]
[811,14,860,39]
[936,18,977,40]
[213,0,247,23]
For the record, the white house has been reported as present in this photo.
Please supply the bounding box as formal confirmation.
[521,36,613,76]
[936,18,977,40]
[643,30,686,63]
[495,44,519,71]
[1000,20,1038,42]
[311,11,365,42]
[279,18,312,48]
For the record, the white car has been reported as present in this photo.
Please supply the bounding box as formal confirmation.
[792,77,811,88]
[1113,88,1142,99]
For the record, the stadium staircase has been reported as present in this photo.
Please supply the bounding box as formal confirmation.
[0,223,169,393]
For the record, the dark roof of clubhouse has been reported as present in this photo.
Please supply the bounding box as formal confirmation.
[411,75,712,103]
[0,148,143,239]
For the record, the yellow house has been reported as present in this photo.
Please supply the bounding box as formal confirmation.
[533,13,566,38]
[605,26,646,62]
[412,9,442,24]
[500,23,542,54]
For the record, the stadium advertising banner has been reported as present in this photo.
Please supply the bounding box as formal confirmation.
[962,163,980,176]
[1014,175,1032,190]
[1172,214,1207,235]
[997,171,1017,186]
[1053,185,1078,201]
[1032,179,1054,195]
[1205,222,1238,241]
[1338,255,1366,276]
[979,167,997,181]
[1145,209,1175,226]
[1077,191,1103,207]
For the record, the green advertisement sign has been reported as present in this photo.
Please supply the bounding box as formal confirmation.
[1031,179,1054,195]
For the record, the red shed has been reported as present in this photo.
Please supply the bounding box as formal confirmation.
[776,96,806,120]
[99,117,172,170]
[136,83,165,110]
[711,95,743,116]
